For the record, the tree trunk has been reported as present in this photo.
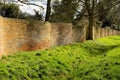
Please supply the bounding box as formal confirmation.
[45,0,51,21]
[86,16,94,40]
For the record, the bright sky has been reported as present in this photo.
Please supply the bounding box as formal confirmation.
[4,0,61,15]
[17,0,47,15]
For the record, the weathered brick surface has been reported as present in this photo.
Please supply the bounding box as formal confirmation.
[0,16,120,57]
[50,23,73,46]
[93,27,120,39]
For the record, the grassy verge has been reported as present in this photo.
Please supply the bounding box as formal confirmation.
[0,36,120,80]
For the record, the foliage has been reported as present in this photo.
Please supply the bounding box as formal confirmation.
[0,3,20,18]
[0,3,43,20]
[0,36,120,80]
[51,0,79,23]
[33,10,43,20]
[18,12,43,20]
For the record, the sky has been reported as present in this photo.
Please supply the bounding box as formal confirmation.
[3,0,61,15]
[13,0,47,15]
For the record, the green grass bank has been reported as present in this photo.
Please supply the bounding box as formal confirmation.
[0,36,120,80]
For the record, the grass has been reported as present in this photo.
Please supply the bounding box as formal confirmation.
[0,36,120,80]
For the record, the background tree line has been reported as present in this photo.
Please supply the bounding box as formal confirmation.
[0,1,43,20]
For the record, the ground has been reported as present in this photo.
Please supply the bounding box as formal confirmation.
[0,36,120,80]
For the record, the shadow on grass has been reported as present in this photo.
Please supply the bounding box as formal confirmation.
[80,41,120,56]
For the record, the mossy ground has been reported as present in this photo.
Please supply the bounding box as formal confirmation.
[0,36,120,80]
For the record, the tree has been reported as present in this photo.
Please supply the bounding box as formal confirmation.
[45,0,51,21]
[70,0,120,39]
[84,0,98,40]
[51,0,97,39]
[51,0,79,23]
[51,0,96,39]
[0,2,43,20]
[98,0,120,21]
[0,3,20,18]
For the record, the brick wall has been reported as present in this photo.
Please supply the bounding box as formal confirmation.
[93,27,120,39]
[0,16,119,57]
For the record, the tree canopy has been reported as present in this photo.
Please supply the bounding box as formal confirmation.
[0,2,43,20]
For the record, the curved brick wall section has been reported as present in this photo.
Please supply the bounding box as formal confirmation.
[50,23,73,46]
[0,16,120,57]
[1,18,52,55]
[93,27,120,39]
[0,17,86,56]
